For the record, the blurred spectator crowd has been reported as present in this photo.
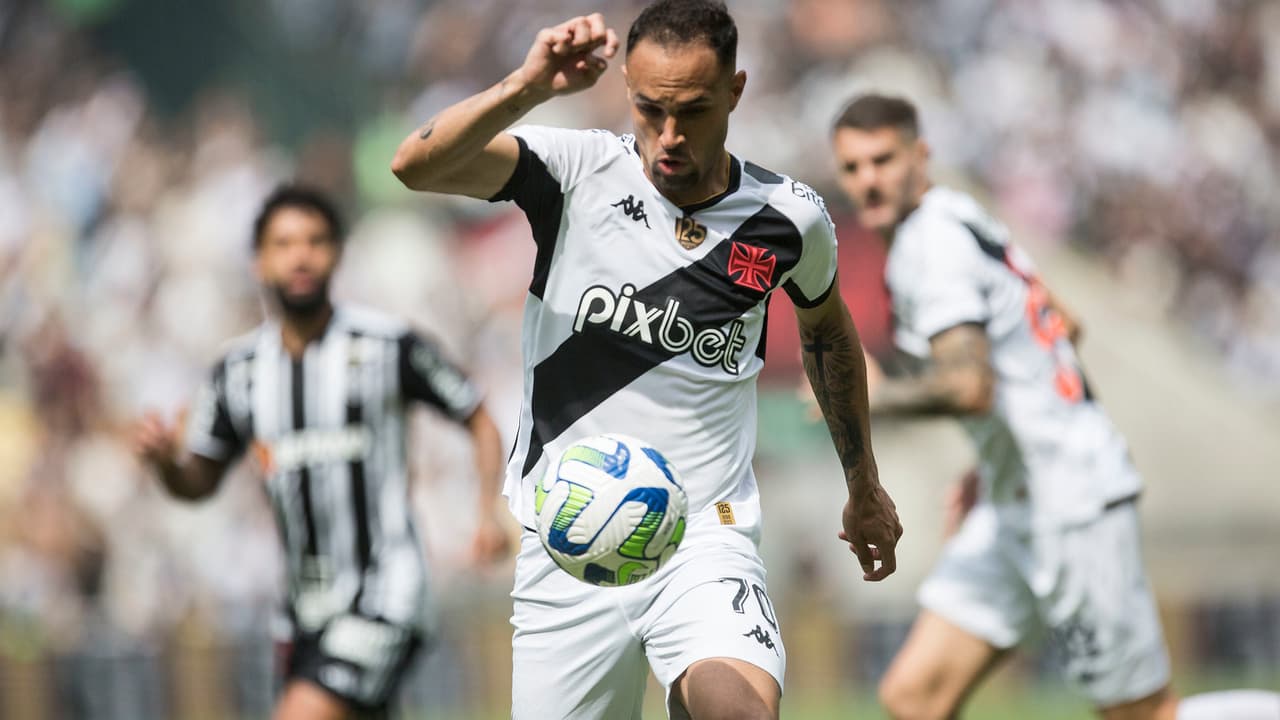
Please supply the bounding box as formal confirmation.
[0,0,1276,715]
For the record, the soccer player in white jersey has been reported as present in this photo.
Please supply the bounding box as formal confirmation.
[133,185,511,720]
[391,2,902,718]
[830,94,1280,720]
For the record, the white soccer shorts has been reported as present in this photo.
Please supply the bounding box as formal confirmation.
[918,500,1171,707]
[510,525,786,719]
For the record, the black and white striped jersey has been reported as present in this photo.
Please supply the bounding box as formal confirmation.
[490,126,838,543]
[185,304,480,633]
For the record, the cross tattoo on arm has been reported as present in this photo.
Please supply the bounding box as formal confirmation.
[803,337,834,387]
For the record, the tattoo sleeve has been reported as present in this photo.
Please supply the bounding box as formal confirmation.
[871,323,994,417]
[798,296,877,491]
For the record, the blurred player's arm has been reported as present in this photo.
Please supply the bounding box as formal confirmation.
[133,412,230,501]
[391,13,619,199]
[463,406,511,563]
[400,331,512,563]
[866,322,994,417]
[795,283,903,581]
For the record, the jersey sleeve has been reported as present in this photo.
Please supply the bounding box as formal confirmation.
[488,125,610,204]
[185,362,246,462]
[905,219,993,339]
[782,187,839,308]
[397,331,481,422]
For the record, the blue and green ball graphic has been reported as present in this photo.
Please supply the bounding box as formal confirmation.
[535,434,688,586]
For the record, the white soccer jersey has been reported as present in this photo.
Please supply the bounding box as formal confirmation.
[886,187,1141,526]
[185,304,480,633]
[490,126,838,542]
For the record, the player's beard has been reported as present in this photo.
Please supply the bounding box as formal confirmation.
[649,160,699,198]
[271,281,330,320]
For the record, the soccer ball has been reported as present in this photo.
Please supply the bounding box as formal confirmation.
[535,434,688,587]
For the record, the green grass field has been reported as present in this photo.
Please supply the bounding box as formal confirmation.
[417,671,1277,720]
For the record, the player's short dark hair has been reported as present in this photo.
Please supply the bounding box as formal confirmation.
[833,94,921,140]
[627,0,737,71]
[252,184,345,251]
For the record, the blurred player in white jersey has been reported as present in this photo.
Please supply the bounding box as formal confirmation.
[134,185,511,720]
[392,2,901,718]
[830,93,1280,720]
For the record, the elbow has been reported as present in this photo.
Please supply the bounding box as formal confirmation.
[390,148,423,190]
[390,143,441,191]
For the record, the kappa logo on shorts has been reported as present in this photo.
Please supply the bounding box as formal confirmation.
[743,625,778,655]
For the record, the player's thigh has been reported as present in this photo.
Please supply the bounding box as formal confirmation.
[670,656,780,720]
[1037,503,1171,709]
[640,530,785,713]
[274,680,349,720]
[511,532,648,720]
[879,609,1010,719]
[915,505,1035,651]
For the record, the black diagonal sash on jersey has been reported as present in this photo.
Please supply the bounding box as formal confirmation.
[520,202,805,479]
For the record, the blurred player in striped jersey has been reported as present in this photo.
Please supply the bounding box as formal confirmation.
[133,185,510,720]
[830,93,1280,720]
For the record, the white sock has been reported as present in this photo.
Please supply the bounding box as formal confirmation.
[1178,690,1280,720]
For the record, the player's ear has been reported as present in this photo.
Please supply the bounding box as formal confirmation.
[915,138,931,164]
[729,69,746,111]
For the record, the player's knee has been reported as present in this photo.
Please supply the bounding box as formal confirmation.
[879,670,949,720]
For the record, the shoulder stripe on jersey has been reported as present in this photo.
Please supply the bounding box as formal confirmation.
[743,161,784,185]
[490,135,564,299]
[346,331,373,612]
[961,220,1008,263]
[291,357,321,562]
[520,202,805,478]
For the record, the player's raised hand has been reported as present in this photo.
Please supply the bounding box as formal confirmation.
[518,13,620,99]
[132,411,181,470]
[838,484,903,582]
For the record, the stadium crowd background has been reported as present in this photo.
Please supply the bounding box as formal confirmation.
[0,0,1276,717]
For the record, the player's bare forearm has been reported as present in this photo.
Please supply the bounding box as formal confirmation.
[795,290,879,495]
[392,14,618,198]
[870,322,994,417]
[797,287,903,580]
[465,406,512,563]
[390,72,539,197]
[466,406,506,513]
